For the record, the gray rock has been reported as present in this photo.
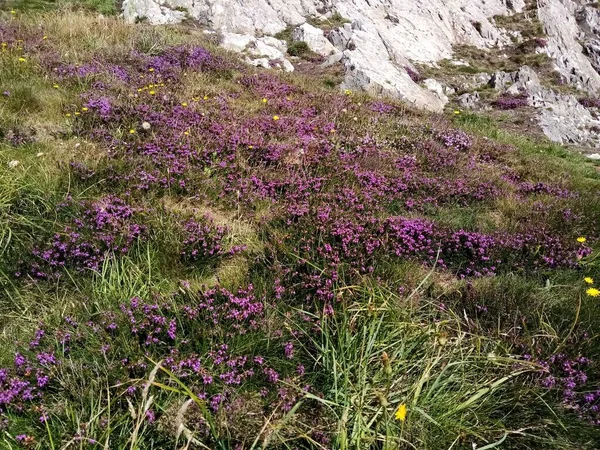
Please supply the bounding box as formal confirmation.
[321,52,344,67]
[292,23,338,56]
[423,79,449,104]
[329,23,354,51]
[489,66,540,92]
[458,92,481,109]
[586,153,600,160]
[538,0,600,92]
[583,39,600,74]
[221,32,255,52]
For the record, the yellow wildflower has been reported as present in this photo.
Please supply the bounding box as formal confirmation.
[584,277,594,284]
[129,129,136,134]
[82,107,89,112]
[577,237,587,243]
[74,112,80,116]
[182,102,188,107]
[330,129,336,133]
[42,35,48,40]
[454,110,461,114]
[587,288,600,297]
[344,89,352,95]
[65,113,71,117]
[395,404,407,422]
[204,95,209,100]
[10,10,16,15]
[53,84,59,89]
[149,90,155,95]
[273,115,280,121]
[262,98,268,103]
[148,68,154,72]
[18,57,26,62]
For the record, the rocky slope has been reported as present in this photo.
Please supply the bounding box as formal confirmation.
[122,0,600,152]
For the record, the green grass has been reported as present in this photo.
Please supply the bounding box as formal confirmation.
[1,0,118,15]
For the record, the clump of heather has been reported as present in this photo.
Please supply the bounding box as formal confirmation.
[180,216,244,263]
[579,97,600,108]
[405,66,424,83]
[26,196,146,279]
[493,92,529,109]
[532,352,600,425]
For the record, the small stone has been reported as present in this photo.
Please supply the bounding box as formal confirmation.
[8,160,19,168]
[142,122,151,131]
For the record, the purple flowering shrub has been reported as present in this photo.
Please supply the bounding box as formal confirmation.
[25,196,146,279]
[493,92,530,109]
[180,216,245,264]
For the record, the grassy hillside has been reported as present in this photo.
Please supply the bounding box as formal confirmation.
[0,6,599,449]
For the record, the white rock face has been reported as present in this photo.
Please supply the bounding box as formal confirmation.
[122,0,186,24]
[537,0,600,91]
[292,23,338,57]
[122,0,525,111]
[423,78,449,105]
[220,33,293,72]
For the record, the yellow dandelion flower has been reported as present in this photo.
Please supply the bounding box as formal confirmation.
[18,57,26,62]
[53,84,59,89]
[330,129,336,133]
[74,112,80,116]
[454,110,461,114]
[262,98,268,103]
[1,43,6,47]
[137,88,142,92]
[148,68,154,72]
[577,237,587,243]
[192,97,199,102]
[587,288,600,297]
[184,131,189,135]
[129,129,136,134]
[204,95,209,100]
[65,113,71,117]
[344,89,352,95]
[273,115,280,121]
[395,404,407,422]
[82,107,89,112]
[149,90,155,95]
[248,145,254,149]
[182,102,188,107]
[148,84,154,88]
[42,35,48,40]
[10,10,16,15]
[584,277,594,284]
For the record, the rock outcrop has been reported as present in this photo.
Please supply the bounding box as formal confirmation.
[122,0,526,112]
[122,0,600,148]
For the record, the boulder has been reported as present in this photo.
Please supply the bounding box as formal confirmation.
[292,23,338,56]
[423,79,449,104]
[458,92,481,109]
